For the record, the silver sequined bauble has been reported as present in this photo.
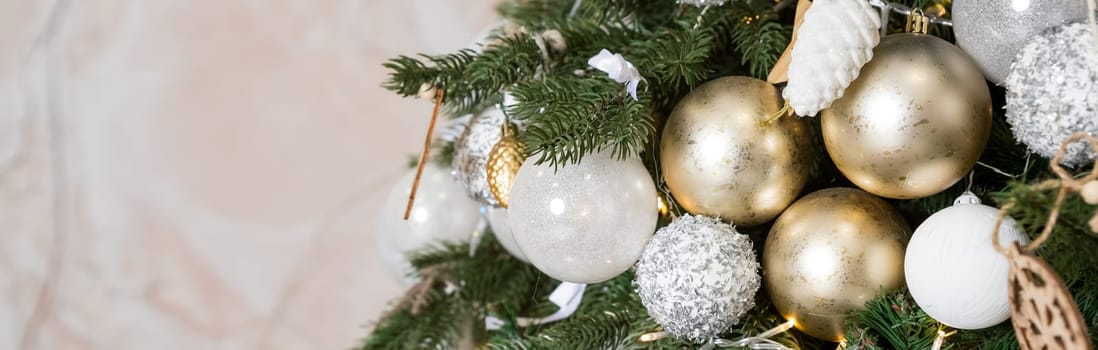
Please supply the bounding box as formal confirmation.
[954,0,1087,84]
[635,215,760,343]
[453,107,505,206]
[1006,23,1098,166]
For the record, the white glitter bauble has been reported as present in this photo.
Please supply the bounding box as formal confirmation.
[376,163,482,256]
[453,107,506,206]
[635,215,760,343]
[783,0,880,116]
[486,207,528,262]
[508,149,658,283]
[376,234,417,286]
[954,0,1088,85]
[905,192,1030,330]
[1006,23,1098,166]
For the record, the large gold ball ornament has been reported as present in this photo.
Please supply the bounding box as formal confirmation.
[821,33,992,199]
[486,124,524,208]
[763,188,910,342]
[660,76,811,227]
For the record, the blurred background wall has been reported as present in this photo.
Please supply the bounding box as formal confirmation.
[0,1,498,348]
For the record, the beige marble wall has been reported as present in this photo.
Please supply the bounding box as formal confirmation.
[0,1,498,349]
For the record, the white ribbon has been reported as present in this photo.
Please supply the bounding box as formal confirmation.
[694,320,795,350]
[587,49,643,101]
[700,337,792,350]
[485,282,587,330]
[931,330,955,350]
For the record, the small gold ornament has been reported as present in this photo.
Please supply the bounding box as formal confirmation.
[486,123,524,208]
[763,188,909,341]
[660,76,811,227]
[821,15,992,199]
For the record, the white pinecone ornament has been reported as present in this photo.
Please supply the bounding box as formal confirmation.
[783,0,881,117]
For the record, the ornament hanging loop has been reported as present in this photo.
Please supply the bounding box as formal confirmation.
[1049,132,1098,185]
[991,132,1098,254]
[905,8,930,34]
[760,102,792,126]
[499,122,512,139]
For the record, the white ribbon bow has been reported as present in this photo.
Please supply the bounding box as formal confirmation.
[485,282,587,330]
[587,49,643,101]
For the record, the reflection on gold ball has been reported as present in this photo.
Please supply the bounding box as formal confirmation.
[821,33,992,199]
[763,188,909,341]
[660,76,811,227]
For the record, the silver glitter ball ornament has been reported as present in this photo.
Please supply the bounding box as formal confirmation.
[1006,23,1098,166]
[635,215,761,343]
[953,0,1088,85]
[453,107,505,206]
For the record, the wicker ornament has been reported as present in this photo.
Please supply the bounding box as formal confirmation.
[783,0,881,117]
[486,123,524,208]
[1003,242,1091,350]
[991,133,1098,350]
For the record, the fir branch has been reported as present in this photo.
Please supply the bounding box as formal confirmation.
[382,50,477,98]
[844,290,940,350]
[994,181,1098,291]
[727,10,790,80]
[490,307,643,350]
[630,23,716,109]
[497,0,574,29]
[361,234,546,350]
[509,75,654,166]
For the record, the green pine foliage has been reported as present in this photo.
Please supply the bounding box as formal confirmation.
[370,0,1098,348]
[382,0,788,167]
[843,290,942,350]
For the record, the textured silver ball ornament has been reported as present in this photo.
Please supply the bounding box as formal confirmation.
[453,108,505,206]
[1006,23,1098,166]
[634,215,761,343]
[953,0,1087,84]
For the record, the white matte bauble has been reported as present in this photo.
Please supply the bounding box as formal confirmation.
[376,163,482,256]
[508,149,658,283]
[486,207,528,262]
[905,192,1030,329]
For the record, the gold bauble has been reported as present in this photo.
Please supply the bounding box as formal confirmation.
[821,33,992,199]
[486,124,524,208]
[763,188,909,342]
[660,76,811,227]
